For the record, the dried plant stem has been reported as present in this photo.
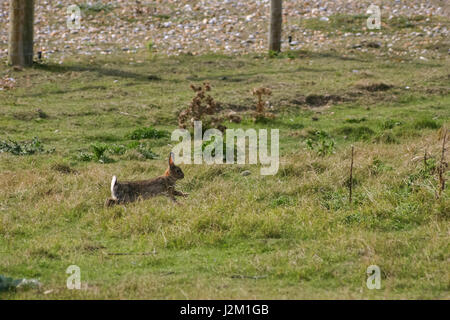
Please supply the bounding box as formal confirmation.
[349,145,354,204]
[256,94,263,113]
[178,82,217,129]
[438,129,447,198]
[252,87,272,117]
[424,150,427,169]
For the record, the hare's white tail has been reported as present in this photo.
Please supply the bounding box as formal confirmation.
[111,176,117,200]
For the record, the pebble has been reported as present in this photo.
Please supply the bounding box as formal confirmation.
[0,1,447,60]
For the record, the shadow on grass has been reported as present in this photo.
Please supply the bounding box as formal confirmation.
[298,49,368,62]
[33,62,157,81]
[19,62,165,97]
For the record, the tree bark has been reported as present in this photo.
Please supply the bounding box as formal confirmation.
[269,0,282,53]
[8,0,34,67]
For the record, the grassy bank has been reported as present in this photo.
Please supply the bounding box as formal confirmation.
[0,49,449,299]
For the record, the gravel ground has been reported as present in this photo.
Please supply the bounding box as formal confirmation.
[0,0,448,61]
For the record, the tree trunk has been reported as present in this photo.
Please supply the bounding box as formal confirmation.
[8,0,34,67]
[269,0,282,53]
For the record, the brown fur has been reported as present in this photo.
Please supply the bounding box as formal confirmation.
[105,153,188,206]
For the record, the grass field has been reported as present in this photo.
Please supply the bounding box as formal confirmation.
[0,46,449,299]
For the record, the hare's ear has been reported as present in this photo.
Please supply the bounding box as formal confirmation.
[169,152,175,166]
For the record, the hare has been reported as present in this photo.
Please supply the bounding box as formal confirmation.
[105,152,188,206]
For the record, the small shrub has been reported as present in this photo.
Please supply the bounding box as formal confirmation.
[0,137,51,155]
[252,87,272,114]
[305,131,335,156]
[91,143,107,159]
[126,141,140,149]
[108,144,127,155]
[90,143,114,163]
[136,143,159,160]
[76,152,93,162]
[178,82,220,129]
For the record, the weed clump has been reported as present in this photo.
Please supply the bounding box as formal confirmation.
[178,82,222,130]
[91,143,114,163]
[107,144,127,155]
[305,130,335,156]
[252,87,274,121]
[253,87,272,114]
[0,137,52,155]
[75,141,159,163]
[128,127,169,140]
[136,143,159,160]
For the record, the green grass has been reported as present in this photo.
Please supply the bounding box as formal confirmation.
[299,14,447,35]
[0,49,449,299]
[78,2,115,15]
